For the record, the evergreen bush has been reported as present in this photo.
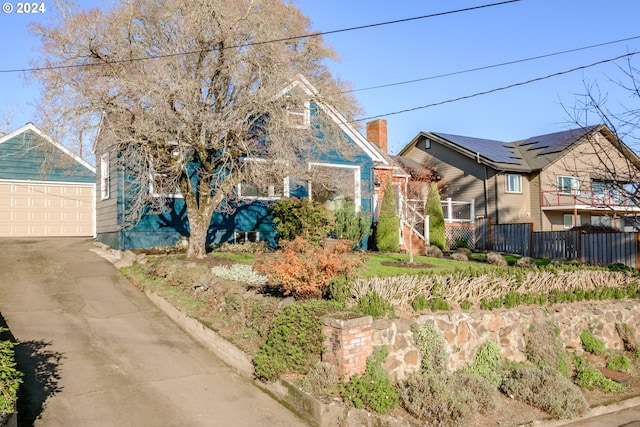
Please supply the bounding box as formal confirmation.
[252,300,341,381]
[0,330,22,419]
[332,201,371,248]
[270,198,334,246]
[375,181,399,252]
[425,182,445,250]
[341,347,400,414]
[413,323,449,374]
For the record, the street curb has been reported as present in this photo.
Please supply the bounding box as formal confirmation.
[533,395,640,426]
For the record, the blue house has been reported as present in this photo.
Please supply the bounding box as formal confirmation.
[94,76,395,250]
[0,123,95,237]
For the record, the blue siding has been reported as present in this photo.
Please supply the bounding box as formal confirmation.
[0,129,94,183]
[97,105,378,250]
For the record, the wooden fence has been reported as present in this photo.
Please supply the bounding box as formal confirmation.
[472,219,640,268]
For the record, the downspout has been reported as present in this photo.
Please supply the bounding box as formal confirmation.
[477,153,488,219]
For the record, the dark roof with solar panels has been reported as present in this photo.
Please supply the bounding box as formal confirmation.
[419,125,603,172]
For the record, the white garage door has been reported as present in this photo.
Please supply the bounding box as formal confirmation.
[0,180,95,237]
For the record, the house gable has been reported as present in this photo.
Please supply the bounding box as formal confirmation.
[0,123,95,183]
[95,76,383,250]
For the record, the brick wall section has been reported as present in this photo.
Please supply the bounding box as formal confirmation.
[322,315,373,381]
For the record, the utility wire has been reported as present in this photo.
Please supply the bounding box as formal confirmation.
[348,35,640,93]
[0,0,520,74]
[357,51,640,122]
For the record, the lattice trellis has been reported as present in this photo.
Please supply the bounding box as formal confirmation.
[445,225,477,250]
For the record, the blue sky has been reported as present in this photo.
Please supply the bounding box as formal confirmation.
[2,0,640,157]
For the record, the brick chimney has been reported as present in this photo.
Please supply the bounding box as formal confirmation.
[366,119,388,154]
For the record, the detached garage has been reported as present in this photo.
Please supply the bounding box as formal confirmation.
[0,123,96,237]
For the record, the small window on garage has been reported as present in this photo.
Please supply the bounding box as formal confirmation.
[100,153,109,200]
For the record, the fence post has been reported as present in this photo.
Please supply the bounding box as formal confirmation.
[447,198,453,223]
[470,199,475,224]
[528,223,533,257]
[636,232,640,269]
[488,217,493,252]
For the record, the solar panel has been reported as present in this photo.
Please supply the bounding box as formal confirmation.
[519,126,597,155]
[433,132,522,164]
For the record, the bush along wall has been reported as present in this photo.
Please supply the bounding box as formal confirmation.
[0,329,22,423]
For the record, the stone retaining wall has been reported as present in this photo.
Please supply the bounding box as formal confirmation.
[325,300,640,383]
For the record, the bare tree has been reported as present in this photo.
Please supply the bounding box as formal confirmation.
[560,57,640,229]
[31,0,361,257]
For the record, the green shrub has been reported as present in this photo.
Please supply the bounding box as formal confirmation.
[580,329,605,355]
[425,182,445,250]
[270,198,335,246]
[462,341,503,387]
[460,300,472,310]
[332,201,371,248]
[428,297,450,312]
[400,372,495,426]
[414,323,448,374]
[253,300,340,381]
[357,291,394,319]
[606,352,631,372]
[341,347,399,414]
[411,294,429,312]
[500,365,587,419]
[375,181,399,252]
[0,330,23,417]
[572,355,623,393]
[525,321,570,377]
[298,362,341,399]
[324,276,352,306]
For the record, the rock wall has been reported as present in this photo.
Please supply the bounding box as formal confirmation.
[328,300,640,383]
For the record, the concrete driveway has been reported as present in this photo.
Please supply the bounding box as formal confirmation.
[0,238,307,427]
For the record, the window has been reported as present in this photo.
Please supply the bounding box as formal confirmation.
[563,213,581,229]
[505,174,522,193]
[591,215,623,230]
[308,163,360,212]
[100,153,109,200]
[237,158,289,200]
[149,159,183,198]
[286,100,311,129]
[557,176,580,195]
[237,178,289,200]
[234,231,260,244]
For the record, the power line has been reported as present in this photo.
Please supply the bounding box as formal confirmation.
[348,35,640,93]
[0,0,521,74]
[357,51,640,122]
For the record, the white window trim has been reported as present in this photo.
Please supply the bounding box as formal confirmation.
[505,174,522,194]
[287,100,311,129]
[557,175,580,195]
[237,157,289,200]
[563,213,581,229]
[307,162,361,212]
[100,153,110,200]
[149,156,183,198]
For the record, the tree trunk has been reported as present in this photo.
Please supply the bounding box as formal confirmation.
[187,215,208,258]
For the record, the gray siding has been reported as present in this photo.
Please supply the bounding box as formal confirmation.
[403,135,497,221]
[95,150,119,234]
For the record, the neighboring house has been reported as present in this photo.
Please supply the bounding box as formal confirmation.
[397,124,640,232]
[94,77,406,250]
[0,123,96,237]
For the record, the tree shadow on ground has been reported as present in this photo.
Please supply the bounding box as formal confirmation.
[0,313,64,427]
